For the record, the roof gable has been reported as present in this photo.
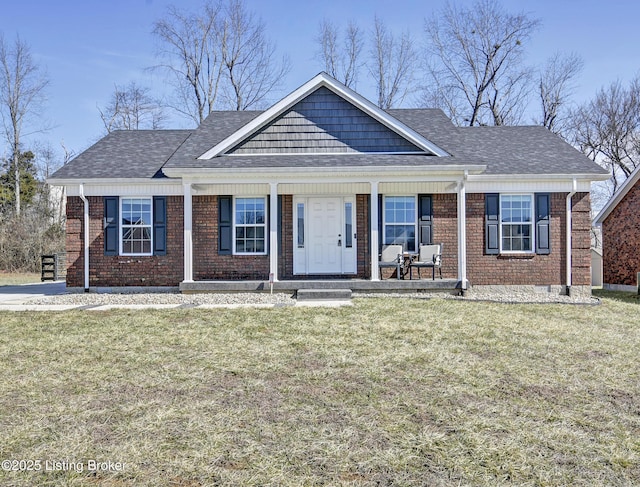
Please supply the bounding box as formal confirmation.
[227,87,424,154]
[594,164,638,225]
[197,72,449,159]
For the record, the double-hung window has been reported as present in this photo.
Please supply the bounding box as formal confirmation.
[383,196,417,252]
[234,197,267,254]
[500,194,534,252]
[121,197,153,255]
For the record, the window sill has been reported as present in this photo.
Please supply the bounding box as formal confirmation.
[497,253,535,260]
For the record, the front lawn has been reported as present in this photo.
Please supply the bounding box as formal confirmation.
[0,296,639,486]
[0,272,41,286]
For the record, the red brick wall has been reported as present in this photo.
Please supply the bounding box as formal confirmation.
[432,194,459,279]
[193,196,270,280]
[65,196,184,287]
[466,192,591,286]
[65,191,592,287]
[602,181,640,286]
[65,197,84,287]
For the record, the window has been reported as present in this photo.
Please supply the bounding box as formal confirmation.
[345,202,353,248]
[384,196,416,252]
[500,194,533,252]
[121,198,152,255]
[297,203,305,248]
[234,197,267,254]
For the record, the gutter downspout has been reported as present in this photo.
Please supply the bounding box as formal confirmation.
[78,184,90,292]
[457,170,468,294]
[566,178,577,296]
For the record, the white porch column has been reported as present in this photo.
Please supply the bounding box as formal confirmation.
[269,182,279,281]
[457,172,468,290]
[183,182,193,282]
[370,181,380,281]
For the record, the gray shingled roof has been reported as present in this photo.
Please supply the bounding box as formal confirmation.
[50,108,608,180]
[50,130,191,179]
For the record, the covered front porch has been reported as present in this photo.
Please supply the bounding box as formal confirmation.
[178,167,479,291]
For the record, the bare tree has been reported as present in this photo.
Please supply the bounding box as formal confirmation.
[369,16,417,109]
[0,33,48,216]
[98,82,166,133]
[537,52,583,136]
[316,19,364,88]
[219,0,290,110]
[571,76,640,193]
[152,0,288,120]
[152,2,224,124]
[423,0,540,126]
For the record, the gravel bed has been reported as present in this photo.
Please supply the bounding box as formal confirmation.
[28,292,296,307]
[25,289,599,307]
[354,290,600,305]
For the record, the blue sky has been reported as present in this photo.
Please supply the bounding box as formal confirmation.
[1,0,639,162]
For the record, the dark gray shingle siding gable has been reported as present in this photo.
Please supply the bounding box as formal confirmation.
[228,87,423,154]
[50,130,192,180]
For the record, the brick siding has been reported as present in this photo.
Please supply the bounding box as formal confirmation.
[193,196,270,280]
[466,192,591,286]
[66,196,184,287]
[65,191,592,287]
[602,181,640,287]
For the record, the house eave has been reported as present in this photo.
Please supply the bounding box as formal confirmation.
[468,173,610,182]
[163,164,486,180]
[47,177,181,186]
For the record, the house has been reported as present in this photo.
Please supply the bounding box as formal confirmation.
[48,72,608,296]
[594,164,640,291]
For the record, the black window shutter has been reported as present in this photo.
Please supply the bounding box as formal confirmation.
[218,196,233,255]
[418,194,433,245]
[535,193,551,255]
[378,194,383,248]
[104,196,119,256]
[153,196,167,255]
[485,193,500,255]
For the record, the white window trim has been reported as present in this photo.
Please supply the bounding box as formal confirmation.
[499,193,535,254]
[119,196,154,257]
[382,195,418,252]
[232,196,268,256]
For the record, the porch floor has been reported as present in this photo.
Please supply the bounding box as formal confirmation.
[180,279,460,293]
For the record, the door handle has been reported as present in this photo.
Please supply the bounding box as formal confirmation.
[338,234,342,246]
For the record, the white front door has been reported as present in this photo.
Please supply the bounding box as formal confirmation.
[294,196,357,275]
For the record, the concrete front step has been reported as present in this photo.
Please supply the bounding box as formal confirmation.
[296,288,352,301]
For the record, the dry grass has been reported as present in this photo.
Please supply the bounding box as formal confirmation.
[0,294,639,486]
[0,272,41,286]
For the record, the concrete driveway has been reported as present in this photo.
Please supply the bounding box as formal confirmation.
[0,281,67,304]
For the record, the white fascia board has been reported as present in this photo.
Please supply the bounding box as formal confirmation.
[197,72,450,159]
[594,164,640,225]
[47,178,181,186]
[467,173,610,182]
[165,164,486,181]
[467,175,594,193]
